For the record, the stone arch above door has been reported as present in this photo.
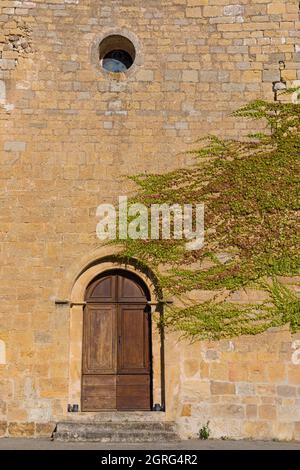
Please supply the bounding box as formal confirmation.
[68,256,163,413]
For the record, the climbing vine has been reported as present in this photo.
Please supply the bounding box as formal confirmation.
[111,95,300,340]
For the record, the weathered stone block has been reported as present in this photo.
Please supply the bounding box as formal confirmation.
[187,0,207,5]
[222,83,245,92]
[0,80,5,102]
[35,422,56,437]
[259,405,277,420]
[246,404,257,419]
[8,422,35,437]
[184,359,199,378]
[211,404,244,418]
[211,381,236,395]
[263,70,281,82]
[278,404,300,422]
[229,363,248,382]
[186,7,202,18]
[267,3,286,15]
[243,421,271,439]
[0,59,16,70]
[267,363,286,383]
[248,363,267,382]
[294,422,300,441]
[62,61,80,73]
[203,6,222,17]
[0,421,7,437]
[165,70,181,81]
[182,381,211,402]
[227,46,248,54]
[224,5,244,17]
[205,349,219,361]
[236,383,255,396]
[136,70,154,82]
[199,70,218,82]
[272,422,294,441]
[4,141,26,152]
[281,70,297,81]
[277,385,297,397]
[287,365,300,385]
[242,70,262,82]
[182,70,198,82]
[210,363,228,381]
[181,404,191,417]
[200,362,209,379]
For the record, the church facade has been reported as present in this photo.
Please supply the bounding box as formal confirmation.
[0,0,300,441]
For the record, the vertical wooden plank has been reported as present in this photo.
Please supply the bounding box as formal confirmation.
[117,304,150,374]
[117,375,151,411]
[82,304,117,410]
[83,304,117,374]
[82,375,117,411]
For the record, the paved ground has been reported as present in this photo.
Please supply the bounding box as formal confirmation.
[0,438,300,450]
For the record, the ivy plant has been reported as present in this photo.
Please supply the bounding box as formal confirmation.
[109,96,300,340]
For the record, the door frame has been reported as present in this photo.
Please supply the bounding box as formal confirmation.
[68,260,165,413]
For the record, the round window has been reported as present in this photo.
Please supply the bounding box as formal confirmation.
[99,35,136,73]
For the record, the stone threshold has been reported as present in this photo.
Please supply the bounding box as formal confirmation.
[60,411,167,423]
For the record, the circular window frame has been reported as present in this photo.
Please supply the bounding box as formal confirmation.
[100,36,136,73]
[91,29,143,79]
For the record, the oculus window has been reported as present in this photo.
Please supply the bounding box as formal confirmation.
[99,35,136,73]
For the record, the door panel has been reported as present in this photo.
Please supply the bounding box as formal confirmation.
[82,304,117,374]
[117,375,151,411]
[85,275,117,303]
[82,375,116,411]
[117,304,150,375]
[117,275,147,303]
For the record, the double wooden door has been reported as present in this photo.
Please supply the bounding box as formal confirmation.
[82,273,151,411]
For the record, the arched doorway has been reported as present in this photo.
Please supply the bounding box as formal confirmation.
[81,270,152,411]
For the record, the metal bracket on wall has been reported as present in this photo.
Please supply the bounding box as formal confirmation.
[146,300,173,306]
[54,300,87,307]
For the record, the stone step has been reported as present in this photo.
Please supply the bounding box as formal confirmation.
[53,421,179,443]
[63,411,166,423]
[56,421,177,433]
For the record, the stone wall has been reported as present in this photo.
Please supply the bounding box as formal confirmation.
[167,326,300,441]
[164,276,300,441]
[0,1,299,440]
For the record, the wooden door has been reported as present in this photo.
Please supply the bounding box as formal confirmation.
[117,304,150,410]
[82,272,151,411]
[82,304,117,411]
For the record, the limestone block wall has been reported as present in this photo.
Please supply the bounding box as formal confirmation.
[167,325,300,441]
[0,1,299,439]
[163,276,300,441]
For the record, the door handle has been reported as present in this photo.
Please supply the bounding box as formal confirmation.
[118,335,121,345]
